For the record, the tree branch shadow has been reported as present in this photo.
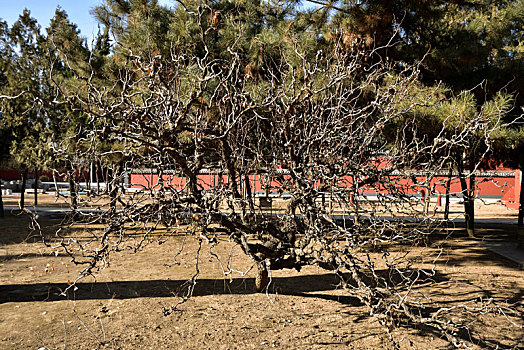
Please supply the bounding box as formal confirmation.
[1,271,519,348]
[0,273,352,303]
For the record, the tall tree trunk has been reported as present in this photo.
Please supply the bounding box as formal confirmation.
[105,167,111,195]
[518,167,524,228]
[468,162,476,237]
[96,161,101,194]
[109,163,122,213]
[87,163,92,195]
[20,168,28,209]
[458,160,475,238]
[68,164,77,210]
[244,174,255,213]
[34,166,38,207]
[444,166,452,221]
[516,167,524,248]
[423,180,431,216]
[0,176,4,218]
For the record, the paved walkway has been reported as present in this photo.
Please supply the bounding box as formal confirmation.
[478,241,524,268]
[4,206,103,219]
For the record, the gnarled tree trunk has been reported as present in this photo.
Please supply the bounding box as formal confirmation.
[254,262,268,293]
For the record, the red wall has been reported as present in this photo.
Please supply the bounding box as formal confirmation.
[129,170,520,209]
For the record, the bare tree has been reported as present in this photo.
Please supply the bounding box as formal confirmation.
[37,7,521,349]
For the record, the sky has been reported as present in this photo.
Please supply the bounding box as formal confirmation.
[0,0,314,45]
[0,0,175,44]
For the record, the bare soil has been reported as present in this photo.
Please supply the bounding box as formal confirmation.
[2,192,519,218]
[0,202,522,349]
[2,193,68,208]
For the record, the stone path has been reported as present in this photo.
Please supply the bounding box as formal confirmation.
[478,241,524,268]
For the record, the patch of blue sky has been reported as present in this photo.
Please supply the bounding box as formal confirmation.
[0,0,101,43]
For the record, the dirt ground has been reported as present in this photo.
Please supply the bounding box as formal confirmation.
[2,193,98,209]
[2,193,138,212]
[0,201,522,349]
[2,192,519,218]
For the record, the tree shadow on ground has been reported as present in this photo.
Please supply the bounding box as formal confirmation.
[430,222,518,240]
[1,272,519,348]
[434,241,522,268]
[0,215,63,245]
[0,273,353,304]
[426,221,523,268]
[0,269,452,305]
[0,252,70,261]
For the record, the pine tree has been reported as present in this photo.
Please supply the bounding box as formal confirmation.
[327,0,523,104]
[0,9,95,208]
[0,10,49,207]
